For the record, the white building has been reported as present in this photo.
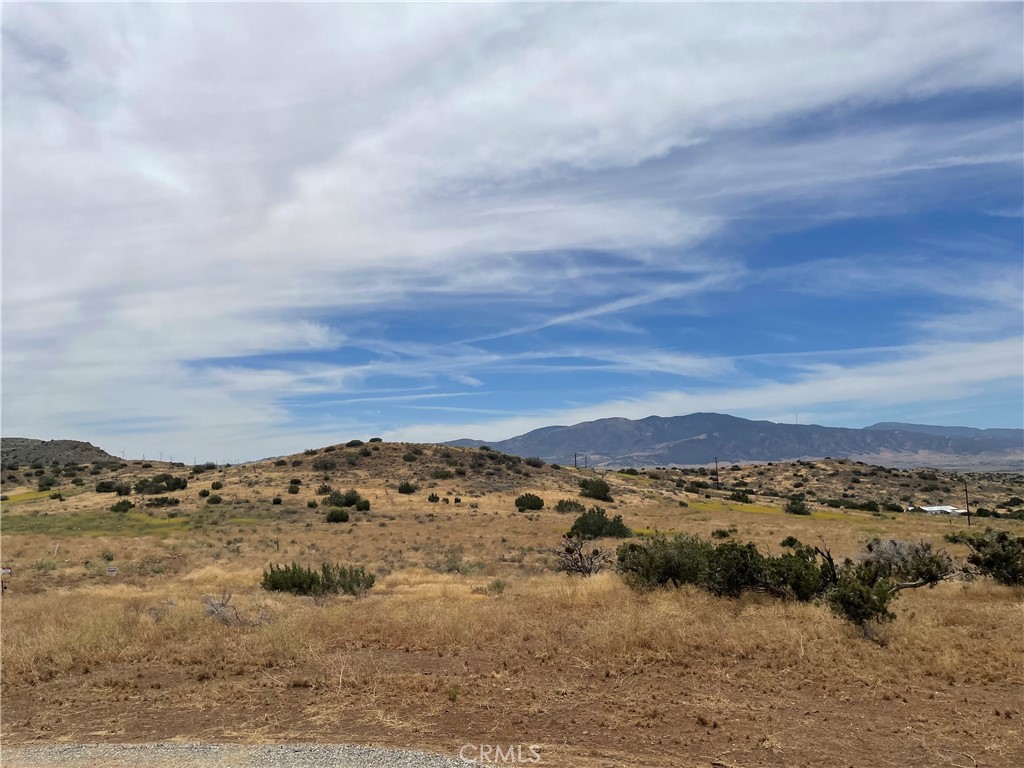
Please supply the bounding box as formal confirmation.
[913,505,966,515]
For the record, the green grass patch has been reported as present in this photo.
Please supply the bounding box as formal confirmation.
[2,488,88,505]
[1,510,191,537]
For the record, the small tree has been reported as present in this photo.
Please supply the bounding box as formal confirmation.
[945,528,1024,586]
[784,498,810,515]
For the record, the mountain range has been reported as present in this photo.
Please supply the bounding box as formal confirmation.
[447,413,1024,470]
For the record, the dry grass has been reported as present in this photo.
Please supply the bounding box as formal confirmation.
[2,444,1023,766]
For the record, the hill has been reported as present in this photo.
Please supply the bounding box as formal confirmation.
[448,413,1023,470]
[0,438,118,470]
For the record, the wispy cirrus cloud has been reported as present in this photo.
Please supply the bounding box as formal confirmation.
[3,3,1021,460]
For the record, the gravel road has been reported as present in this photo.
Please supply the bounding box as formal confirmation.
[3,744,474,768]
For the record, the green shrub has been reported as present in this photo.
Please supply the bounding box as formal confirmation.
[578,478,612,502]
[316,483,333,495]
[272,496,282,505]
[711,528,731,539]
[728,491,751,503]
[326,508,350,523]
[945,528,1024,586]
[355,498,371,512]
[431,469,455,480]
[145,496,180,508]
[199,489,211,498]
[568,506,631,539]
[515,493,544,511]
[346,439,364,447]
[211,481,223,490]
[110,499,134,513]
[261,562,375,596]
[49,492,64,501]
[312,458,337,471]
[554,499,586,514]
[524,457,545,468]
[307,500,318,509]
[428,493,440,503]
[402,452,417,462]
[95,480,117,493]
[326,489,363,507]
[369,437,383,443]
[397,481,417,494]
[617,467,639,476]
[784,498,810,515]
[274,459,288,467]
[135,474,187,495]
[206,494,222,505]
[287,485,299,494]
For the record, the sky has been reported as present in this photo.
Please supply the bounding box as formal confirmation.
[3,3,1023,463]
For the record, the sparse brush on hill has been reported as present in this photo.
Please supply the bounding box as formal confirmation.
[554,499,585,514]
[514,493,544,511]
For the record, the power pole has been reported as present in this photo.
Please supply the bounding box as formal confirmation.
[714,457,720,490]
[574,453,578,469]
[964,478,972,527]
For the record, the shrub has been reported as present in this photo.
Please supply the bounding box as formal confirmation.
[728,491,751,504]
[261,562,375,596]
[114,482,132,496]
[784,498,810,515]
[135,474,187,495]
[287,486,299,494]
[49,492,64,501]
[568,506,631,539]
[326,508,350,523]
[397,481,417,494]
[617,467,639,476]
[945,528,1024,586]
[711,528,731,539]
[578,478,612,502]
[326,489,362,507]
[274,459,288,467]
[198,489,211,498]
[402,453,418,462]
[110,499,134,513]
[369,437,383,443]
[272,496,282,505]
[145,496,180,508]
[211,481,223,490]
[346,439,364,447]
[524,457,545,468]
[304,448,319,455]
[291,460,303,467]
[431,469,455,480]
[206,494,222,505]
[514,493,544,511]
[428,493,440,503]
[554,499,585,514]
[355,498,370,512]
[316,483,333,495]
[307,500,318,509]
[312,458,338,471]
[95,481,117,493]
[323,445,336,452]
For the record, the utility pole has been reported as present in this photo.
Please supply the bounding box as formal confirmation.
[964,478,972,527]
[574,453,578,469]
[714,457,720,490]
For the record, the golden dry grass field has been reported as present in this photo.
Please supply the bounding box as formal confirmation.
[2,442,1023,767]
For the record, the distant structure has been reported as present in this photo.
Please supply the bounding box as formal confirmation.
[911,505,966,516]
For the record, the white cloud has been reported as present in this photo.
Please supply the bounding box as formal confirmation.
[3,3,1022,458]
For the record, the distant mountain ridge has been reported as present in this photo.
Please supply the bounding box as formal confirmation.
[447,413,1023,470]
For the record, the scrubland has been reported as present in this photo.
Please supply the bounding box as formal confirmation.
[2,443,1022,766]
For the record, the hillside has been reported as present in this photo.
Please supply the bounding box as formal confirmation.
[448,413,1024,470]
[2,438,1023,767]
[0,438,118,470]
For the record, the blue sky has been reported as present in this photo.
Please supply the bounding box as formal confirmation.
[3,3,1022,462]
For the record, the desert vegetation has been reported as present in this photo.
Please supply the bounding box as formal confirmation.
[1,442,1022,766]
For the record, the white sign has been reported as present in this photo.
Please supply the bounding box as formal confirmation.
[106,566,118,575]
[1,567,11,576]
